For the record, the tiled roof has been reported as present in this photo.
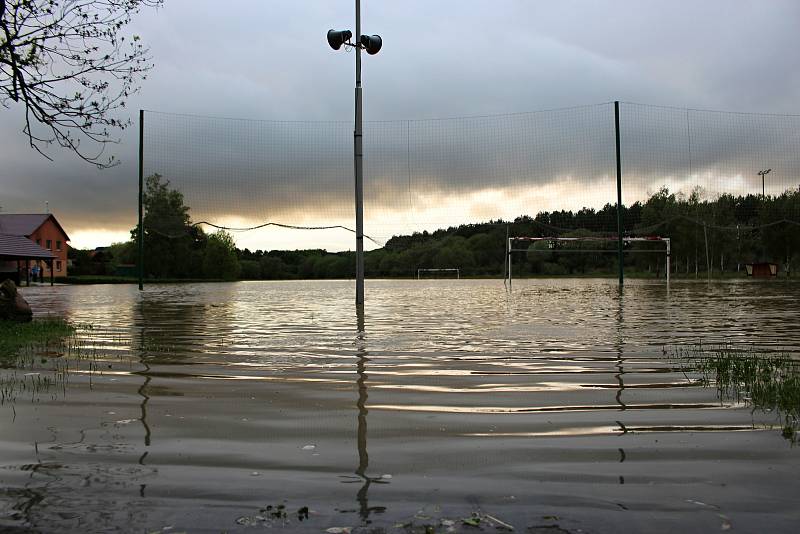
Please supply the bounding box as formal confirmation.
[0,214,70,240]
[0,214,48,235]
[0,233,56,260]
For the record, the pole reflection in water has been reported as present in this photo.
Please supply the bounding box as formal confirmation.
[614,287,626,485]
[134,360,151,498]
[133,302,152,498]
[341,305,388,522]
[136,361,152,449]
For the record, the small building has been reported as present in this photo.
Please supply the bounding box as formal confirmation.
[0,214,70,279]
[0,233,56,285]
[745,262,778,277]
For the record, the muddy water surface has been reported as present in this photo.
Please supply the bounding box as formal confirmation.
[2,279,799,533]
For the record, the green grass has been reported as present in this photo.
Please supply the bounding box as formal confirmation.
[0,320,120,406]
[677,345,800,442]
[0,318,75,363]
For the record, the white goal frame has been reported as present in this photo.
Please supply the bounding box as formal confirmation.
[506,236,671,287]
[417,268,461,279]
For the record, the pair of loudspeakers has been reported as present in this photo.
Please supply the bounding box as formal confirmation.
[327,30,382,55]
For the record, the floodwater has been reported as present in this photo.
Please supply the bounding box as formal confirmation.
[2,279,799,533]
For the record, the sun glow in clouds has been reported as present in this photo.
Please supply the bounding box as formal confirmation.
[65,169,795,251]
[208,177,622,252]
[69,229,133,250]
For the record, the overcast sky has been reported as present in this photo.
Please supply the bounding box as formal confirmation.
[2,0,800,250]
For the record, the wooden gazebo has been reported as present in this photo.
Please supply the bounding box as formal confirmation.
[0,233,57,286]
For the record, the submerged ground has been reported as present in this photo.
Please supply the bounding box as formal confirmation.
[1,279,799,533]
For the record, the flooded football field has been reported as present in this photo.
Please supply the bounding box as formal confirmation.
[2,279,799,533]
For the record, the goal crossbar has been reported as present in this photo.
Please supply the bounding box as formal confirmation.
[506,236,671,287]
[417,268,460,279]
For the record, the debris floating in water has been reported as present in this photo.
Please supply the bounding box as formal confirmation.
[234,516,259,526]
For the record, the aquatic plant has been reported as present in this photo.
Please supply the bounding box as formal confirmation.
[677,345,800,442]
[0,321,127,408]
[0,318,74,363]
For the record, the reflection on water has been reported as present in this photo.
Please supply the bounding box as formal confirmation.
[134,358,151,499]
[1,279,800,532]
[342,305,389,521]
[615,287,626,485]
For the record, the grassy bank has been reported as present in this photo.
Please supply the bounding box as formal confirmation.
[0,318,75,362]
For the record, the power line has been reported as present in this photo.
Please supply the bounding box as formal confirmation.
[146,220,385,247]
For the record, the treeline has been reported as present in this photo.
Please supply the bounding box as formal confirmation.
[72,176,800,279]
[367,187,800,277]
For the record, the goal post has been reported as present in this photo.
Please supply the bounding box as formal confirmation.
[506,236,671,288]
[417,268,461,279]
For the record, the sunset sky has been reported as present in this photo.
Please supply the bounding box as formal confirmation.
[3,0,800,251]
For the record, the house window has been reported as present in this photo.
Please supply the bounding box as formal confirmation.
[36,239,41,246]
[56,261,62,272]
[56,240,61,251]
[46,239,52,249]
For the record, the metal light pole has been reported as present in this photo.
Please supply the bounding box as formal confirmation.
[328,1,382,306]
[354,0,364,306]
[758,168,771,197]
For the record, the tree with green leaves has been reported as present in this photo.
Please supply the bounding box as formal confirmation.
[134,173,206,279]
[203,231,240,281]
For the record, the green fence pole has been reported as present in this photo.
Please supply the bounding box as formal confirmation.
[615,101,624,286]
[138,109,144,291]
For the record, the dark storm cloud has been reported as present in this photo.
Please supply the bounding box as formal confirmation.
[140,104,799,228]
[1,105,138,233]
[621,104,800,187]
[140,106,619,226]
[2,0,800,244]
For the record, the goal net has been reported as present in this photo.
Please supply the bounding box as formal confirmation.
[507,236,671,285]
[417,268,460,279]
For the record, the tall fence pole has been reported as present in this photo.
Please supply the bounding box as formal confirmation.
[614,101,624,286]
[138,109,144,291]
[504,225,509,288]
[666,238,671,284]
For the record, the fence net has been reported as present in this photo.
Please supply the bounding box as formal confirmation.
[620,103,800,276]
[139,102,800,279]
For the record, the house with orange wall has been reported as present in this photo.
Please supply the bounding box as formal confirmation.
[0,214,70,278]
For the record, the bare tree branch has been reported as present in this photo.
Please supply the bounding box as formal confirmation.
[1,0,162,167]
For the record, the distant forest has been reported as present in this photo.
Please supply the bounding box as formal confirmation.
[71,175,800,279]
